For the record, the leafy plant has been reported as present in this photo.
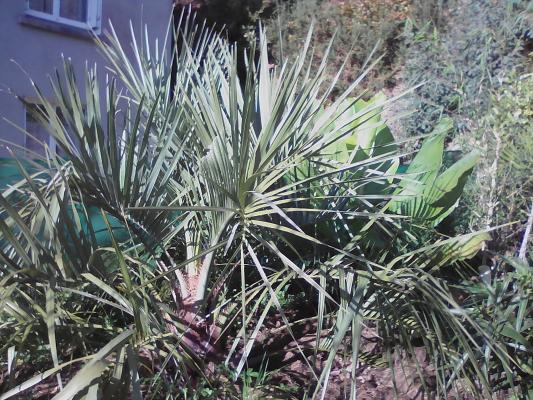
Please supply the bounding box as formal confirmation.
[400,0,528,138]
[458,256,533,396]
[174,0,277,45]
[390,117,480,227]
[459,72,533,253]
[266,0,410,96]
[0,9,516,400]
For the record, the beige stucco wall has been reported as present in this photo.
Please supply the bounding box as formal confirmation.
[0,0,172,156]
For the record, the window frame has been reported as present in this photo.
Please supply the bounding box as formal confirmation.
[25,0,102,32]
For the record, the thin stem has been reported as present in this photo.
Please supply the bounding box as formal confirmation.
[518,199,533,262]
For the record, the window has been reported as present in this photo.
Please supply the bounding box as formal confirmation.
[25,104,67,157]
[26,0,101,31]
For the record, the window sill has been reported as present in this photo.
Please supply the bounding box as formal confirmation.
[19,14,100,40]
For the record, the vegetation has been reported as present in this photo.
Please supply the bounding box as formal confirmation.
[267,0,411,94]
[400,0,528,137]
[173,0,277,43]
[459,256,533,398]
[396,0,532,241]
[1,1,532,399]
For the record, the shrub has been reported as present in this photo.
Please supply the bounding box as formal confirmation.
[400,0,528,137]
[266,0,410,96]
[174,0,276,43]
[459,72,533,253]
[0,10,525,400]
[459,256,533,396]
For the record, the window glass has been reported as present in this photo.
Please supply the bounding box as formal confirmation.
[28,0,53,14]
[25,104,69,158]
[25,105,51,156]
[27,0,99,28]
[59,0,88,22]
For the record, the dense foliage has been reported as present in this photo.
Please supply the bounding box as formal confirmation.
[266,0,411,94]
[401,0,528,137]
[0,1,532,399]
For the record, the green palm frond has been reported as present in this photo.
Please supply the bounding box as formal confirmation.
[0,8,518,400]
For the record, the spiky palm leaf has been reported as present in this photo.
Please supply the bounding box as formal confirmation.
[0,9,515,400]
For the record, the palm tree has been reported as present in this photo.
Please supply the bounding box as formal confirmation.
[0,9,519,399]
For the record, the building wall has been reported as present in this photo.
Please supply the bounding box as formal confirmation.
[0,0,172,156]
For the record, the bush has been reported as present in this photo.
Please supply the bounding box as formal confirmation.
[459,256,533,395]
[266,0,410,96]
[400,0,527,137]
[0,12,512,399]
[174,0,276,43]
[459,72,533,253]
[398,0,532,260]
